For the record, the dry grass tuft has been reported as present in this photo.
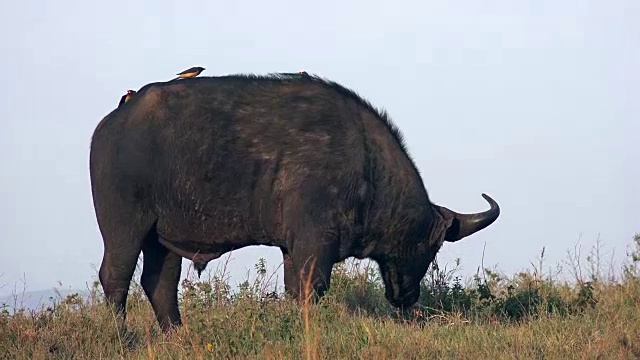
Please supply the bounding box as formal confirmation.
[1,234,639,359]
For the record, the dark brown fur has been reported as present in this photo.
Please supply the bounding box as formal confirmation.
[89,73,500,332]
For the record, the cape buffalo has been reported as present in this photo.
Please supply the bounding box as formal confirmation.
[89,73,500,332]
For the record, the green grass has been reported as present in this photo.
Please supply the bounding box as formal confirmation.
[2,234,640,359]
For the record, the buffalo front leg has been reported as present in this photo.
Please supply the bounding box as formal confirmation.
[280,248,299,299]
[287,238,338,304]
[141,236,183,332]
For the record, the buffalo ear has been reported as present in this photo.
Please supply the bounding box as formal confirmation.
[429,208,455,246]
[444,218,461,242]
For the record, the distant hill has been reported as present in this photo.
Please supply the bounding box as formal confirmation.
[0,288,90,312]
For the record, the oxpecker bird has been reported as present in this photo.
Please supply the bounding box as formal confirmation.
[172,66,205,81]
[118,90,136,107]
[280,71,309,77]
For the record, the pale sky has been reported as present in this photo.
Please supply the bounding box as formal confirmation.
[1,0,638,297]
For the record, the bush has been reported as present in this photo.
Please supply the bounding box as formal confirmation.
[0,234,639,358]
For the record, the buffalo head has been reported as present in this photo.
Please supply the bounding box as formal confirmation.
[377,193,500,308]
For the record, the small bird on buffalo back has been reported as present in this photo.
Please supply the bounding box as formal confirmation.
[171,66,205,81]
[118,90,136,107]
[280,71,309,77]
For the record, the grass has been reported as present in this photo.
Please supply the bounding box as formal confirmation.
[1,234,639,359]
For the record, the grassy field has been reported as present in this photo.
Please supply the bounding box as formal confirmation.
[2,235,639,359]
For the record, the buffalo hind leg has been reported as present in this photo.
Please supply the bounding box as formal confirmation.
[98,220,155,331]
[141,236,183,332]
